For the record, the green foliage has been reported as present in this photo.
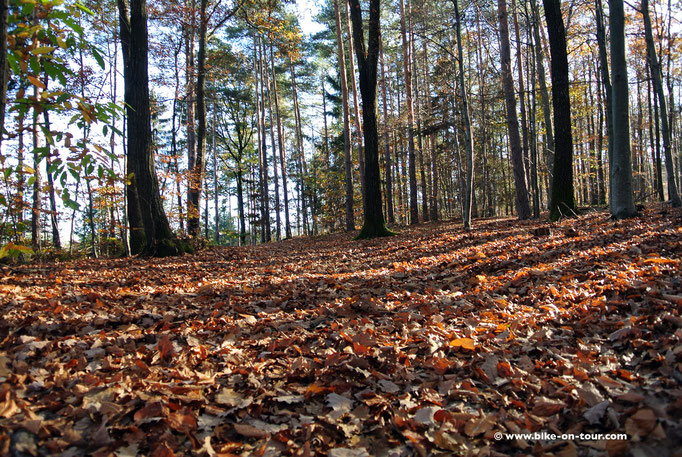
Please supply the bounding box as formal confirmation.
[0,242,33,260]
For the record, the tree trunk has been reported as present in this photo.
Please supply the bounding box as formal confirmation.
[269,43,292,238]
[264,42,281,241]
[344,0,365,193]
[0,0,8,147]
[185,0,196,231]
[399,0,419,224]
[642,0,681,207]
[348,0,391,238]
[42,91,61,248]
[595,0,613,209]
[379,39,394,224]
[454,0,474,229]
[334,0,354,231]
[529,0,554,193]
[423,41,438,221]
[543,0,576,220]
[119,0,180,255]
[499,0,532,220]
[31,97,42,251]
[187,0,208,236]
[608,0,637,217]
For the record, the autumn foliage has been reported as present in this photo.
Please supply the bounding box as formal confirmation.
[1,206,681,456]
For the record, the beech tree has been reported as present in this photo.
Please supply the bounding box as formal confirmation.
[347,0,392,238]
[608,0,637,218]
[118,0,183,255]
[543,0,576,220]
[499,0,531,220]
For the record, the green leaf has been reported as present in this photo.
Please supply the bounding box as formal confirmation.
[92,47,105,69]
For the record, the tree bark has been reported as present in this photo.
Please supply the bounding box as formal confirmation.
[270,43,292,238]
[454,0,474,229]
[344,0,365,193]
[379,39,394,224]
[499,0,531,220]
[347,0,391,238]
[642,0,681,207]
[399,0,419,224]
[334,0,354,231]
[543,0,576,220]
[0,0,8,147]
[119,0,180,255]
[529,0,554,193]
[595,0,613,209]
[187,0,208,236]
[608,0,637,218]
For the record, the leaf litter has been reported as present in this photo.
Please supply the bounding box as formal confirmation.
[1,206,681,456]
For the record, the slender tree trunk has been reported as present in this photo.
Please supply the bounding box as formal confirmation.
[187,0,208,236]
[399,0,419,224]
[334,0,354,231]
[642,0,680,206]
[0,0,8,148]
[499,0,531,220]
[31,93,42,251]
[17,112,25,225]
[269,43,291,238]
[609,0,637,217]
[422,41,438,221]
[380,39,394,224]
[649,68,664,200]
[344,0,365,192]
[185,0,196,230]
[237,168,245,245]
[42,82,61,248]
[513,2,532,196]
[529,0,554,191]
[264,42,281,241]
[454,0,474,229]
[596,0,614,209]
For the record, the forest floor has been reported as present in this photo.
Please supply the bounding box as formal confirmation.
[1,205,681,457]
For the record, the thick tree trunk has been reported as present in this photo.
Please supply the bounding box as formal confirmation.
[608,0,637,218]
[118,0,145,254]
[119,0,180,255]
[348,0,391,238]
[499,0,531,220]
[642,0,681,207]
[543,0,576,220]
[334,0,354,231]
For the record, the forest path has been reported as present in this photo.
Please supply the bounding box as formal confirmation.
[1,206,681,456]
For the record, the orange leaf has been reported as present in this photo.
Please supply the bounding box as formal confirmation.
[27,75,46,90]
[449,338,475,351]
